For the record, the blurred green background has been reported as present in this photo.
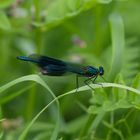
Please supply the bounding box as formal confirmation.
[0,0,140,140]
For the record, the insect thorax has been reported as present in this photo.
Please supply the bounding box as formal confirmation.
[84,66,98,77]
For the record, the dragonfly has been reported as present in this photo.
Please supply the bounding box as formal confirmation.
[17,54,105,91]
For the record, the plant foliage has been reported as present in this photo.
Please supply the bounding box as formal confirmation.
[0,0,140,140]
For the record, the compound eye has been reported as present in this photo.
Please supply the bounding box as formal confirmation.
[100,71,103,75]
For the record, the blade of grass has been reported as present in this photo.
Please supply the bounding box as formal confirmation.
[87,111,105,136]
[0,84,34,105]
[0,74,60,140]
[109,13,125,81]
[17,82,140,139]
[1,75,140,139]
[75,83,140,95]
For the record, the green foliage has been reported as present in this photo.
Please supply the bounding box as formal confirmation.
[0,0,15,9]
[0,0,140,140]
[0,11,11,31]
[109,14,125,81]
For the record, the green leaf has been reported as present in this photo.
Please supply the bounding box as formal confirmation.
[33,0,97,29]
[89,89,108,105]
[46,0,84,22]
[66,0,83,12]
[131,73,140,89]
[128,73,140,109]
[0,11,11,31]
[88,75,140,114]
[0,74,60,140]
[116,100,132,109]
[88,105,103,114]
[88,100,132,114]
[122,38,140,80]
[0,85,34,105]
[61,115,88,133]
[112,74,127,102]
[109,13,125,81]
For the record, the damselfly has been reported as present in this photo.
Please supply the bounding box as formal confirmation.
[17,54,105,91]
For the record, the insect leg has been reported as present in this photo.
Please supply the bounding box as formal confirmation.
[84,77,95,90]
[92,76,97,83]
[92,76,103,88]
[75,75,79,93]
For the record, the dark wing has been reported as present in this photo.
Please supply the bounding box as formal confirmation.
[30,54,69,76]
[17,54,68,76]
[17,54,86,76]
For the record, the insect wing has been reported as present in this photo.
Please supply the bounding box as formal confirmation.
[29,54,68,76]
